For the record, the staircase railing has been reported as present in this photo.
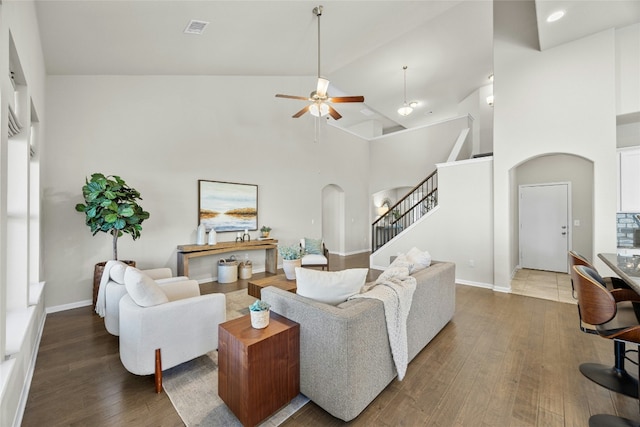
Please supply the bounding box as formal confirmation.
[372,170,438,252]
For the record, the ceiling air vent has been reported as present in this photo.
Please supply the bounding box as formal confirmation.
[184,20,209,35]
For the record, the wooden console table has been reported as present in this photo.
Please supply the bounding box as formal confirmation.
[176,239,278,277]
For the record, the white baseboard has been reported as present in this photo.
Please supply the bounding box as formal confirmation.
[46,299,92,314]
[455,279,494,289]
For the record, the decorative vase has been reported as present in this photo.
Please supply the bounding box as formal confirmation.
[282,258,301,280]
[207,228,217,245]
[261,231,270,238]
[196,224,206,245]
[250,309,270,329]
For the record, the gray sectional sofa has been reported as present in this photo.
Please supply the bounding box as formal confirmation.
[261,260,456,421]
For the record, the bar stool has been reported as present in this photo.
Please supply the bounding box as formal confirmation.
[573,265,640,427]
[569,251,639,398]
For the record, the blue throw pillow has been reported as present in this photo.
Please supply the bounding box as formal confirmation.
[304,238,323,255]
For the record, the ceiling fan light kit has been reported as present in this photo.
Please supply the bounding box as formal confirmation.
[275,5,364,120]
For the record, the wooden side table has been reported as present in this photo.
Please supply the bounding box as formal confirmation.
[218,312,300,427]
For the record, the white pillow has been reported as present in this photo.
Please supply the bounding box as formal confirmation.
[406,247,432,273]
[389,253,413,271]
[109,261,128,284]
[124,267,169,307]
[295,267,368,305]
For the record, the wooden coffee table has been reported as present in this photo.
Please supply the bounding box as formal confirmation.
[247,274,296,299]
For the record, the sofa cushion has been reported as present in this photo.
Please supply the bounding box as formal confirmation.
[301,253,327,265]
[295,267,368,305]
[303,238,323,255]
[124,267,169,307]
[109,261,128,284]
[406,247,432,273]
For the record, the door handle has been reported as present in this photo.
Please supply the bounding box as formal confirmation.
[561,226,567,229]
[561,232,567,235]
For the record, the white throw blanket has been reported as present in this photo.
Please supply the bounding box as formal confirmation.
[349,266,416,380]
[95,260,119,317]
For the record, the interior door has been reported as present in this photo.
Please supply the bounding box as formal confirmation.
[519,183,570,273]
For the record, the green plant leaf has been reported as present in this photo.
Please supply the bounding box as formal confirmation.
[114,218,126,229]
[104,213,118,223]
[75,204,86,212]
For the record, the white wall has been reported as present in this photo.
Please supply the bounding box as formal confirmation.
[494,10,618,287]
[42,75,370,308]
[368,116,470,195]
[616,23,640,116]
[371,157,494,288]
[457,84,494,155]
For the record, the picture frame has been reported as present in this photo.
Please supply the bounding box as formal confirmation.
[198,180,258,232]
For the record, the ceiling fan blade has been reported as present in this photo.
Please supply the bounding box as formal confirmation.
[276,94,310,101]
[328,96,365,103]
[327,105,342,120]
[316,78,330,97]
[292,105,311,118]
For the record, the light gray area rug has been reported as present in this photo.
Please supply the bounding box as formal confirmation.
[163,289,309,427]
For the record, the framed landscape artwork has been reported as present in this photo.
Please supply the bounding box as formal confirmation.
[198,180,258,232]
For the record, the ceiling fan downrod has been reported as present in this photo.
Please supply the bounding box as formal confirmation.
[313,5,323,81]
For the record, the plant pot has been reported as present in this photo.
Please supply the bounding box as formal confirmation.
[93,260,136,310]
[282,258,301,280]
[261,231,270,238]
[250,309,270,329]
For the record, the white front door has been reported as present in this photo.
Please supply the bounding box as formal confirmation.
[519,183,570,273]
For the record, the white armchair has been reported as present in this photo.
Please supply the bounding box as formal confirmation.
[97,260,189,336]
[118,266,226,392]
[300,238,330,270]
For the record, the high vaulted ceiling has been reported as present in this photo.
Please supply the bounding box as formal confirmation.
[33,1,639,136]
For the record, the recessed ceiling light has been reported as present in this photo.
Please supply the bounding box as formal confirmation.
[546,10,565,23]
[184,20,209,35]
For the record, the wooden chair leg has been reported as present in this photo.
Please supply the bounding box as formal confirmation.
[155,348,163,393]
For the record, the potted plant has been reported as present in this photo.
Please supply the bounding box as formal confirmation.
[278,244,301,280]
[260,225,272,238]
[249,300,270,329]
[75,173,150,307]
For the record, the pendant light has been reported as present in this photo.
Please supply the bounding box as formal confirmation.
[397,66,413,116]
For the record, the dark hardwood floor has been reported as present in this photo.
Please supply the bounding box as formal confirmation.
[22,253,640,426]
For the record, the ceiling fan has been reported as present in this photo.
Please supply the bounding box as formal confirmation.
[275,5,364,121]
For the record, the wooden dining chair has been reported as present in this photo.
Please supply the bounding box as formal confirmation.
[573,265,640,427]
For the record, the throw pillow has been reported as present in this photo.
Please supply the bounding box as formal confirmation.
[124,267,169,307]
[406,247,432,273]
[109,261,128,284]
[304,238,323,255]
[389,253,414,271]
[295,267,368,305]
